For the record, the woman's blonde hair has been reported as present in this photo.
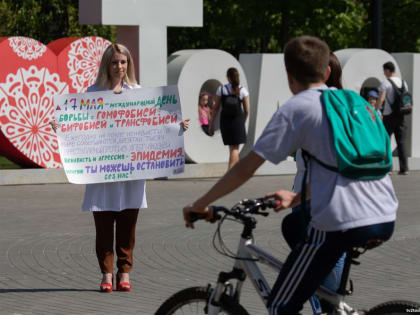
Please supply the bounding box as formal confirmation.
[95,43,137,89]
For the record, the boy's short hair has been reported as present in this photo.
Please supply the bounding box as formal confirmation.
[383,61,395,73]
[284,36,330,85]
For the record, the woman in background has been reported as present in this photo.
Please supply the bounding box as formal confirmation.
[210,68,249,170]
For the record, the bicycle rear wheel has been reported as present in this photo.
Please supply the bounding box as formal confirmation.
[366,300,420,315]
[154,286,249,315]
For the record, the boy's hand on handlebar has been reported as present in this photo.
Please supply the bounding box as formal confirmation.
[265,190,298,211]
[183,204,213,229]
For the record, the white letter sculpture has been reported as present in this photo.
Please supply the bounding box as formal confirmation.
[79,0,203,87]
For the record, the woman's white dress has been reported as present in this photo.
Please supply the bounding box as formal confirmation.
[81,83,147,212]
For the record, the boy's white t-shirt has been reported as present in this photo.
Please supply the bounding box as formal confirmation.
[253,85,398,232]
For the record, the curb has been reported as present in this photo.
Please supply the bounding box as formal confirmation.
[0,161,297,185]
[0,157,418,185]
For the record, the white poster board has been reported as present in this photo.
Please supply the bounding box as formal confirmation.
[54,85,184,184]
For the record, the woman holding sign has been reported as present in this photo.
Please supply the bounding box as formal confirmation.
[52,43,189,293]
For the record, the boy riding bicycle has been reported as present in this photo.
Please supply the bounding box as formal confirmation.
[183,36,398,315]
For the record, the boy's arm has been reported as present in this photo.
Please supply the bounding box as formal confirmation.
[266,184,310,211]
[183,151,265,228]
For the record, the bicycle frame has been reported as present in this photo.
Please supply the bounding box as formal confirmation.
[207,234,361,315]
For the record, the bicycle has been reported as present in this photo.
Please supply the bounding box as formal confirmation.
[155,198,420,315]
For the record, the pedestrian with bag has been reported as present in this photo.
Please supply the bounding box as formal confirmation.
[375,61,412,175]
[209,67,249,170]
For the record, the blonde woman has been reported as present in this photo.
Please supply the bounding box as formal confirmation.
[52,43,189,292]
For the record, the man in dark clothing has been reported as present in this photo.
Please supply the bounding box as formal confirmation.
[375,61,410,175]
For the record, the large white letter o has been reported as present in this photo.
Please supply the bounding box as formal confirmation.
[335,48,401,92]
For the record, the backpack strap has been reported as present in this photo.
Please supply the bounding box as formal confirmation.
[301,150,339,173]
[388,78,403,93]
[299,150,312,234]
[298,149,339,234]
[387,78,404,112]
[401,80,408,92]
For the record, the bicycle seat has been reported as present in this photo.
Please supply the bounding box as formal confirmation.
[362,238,384,250]
[349,238,384,259]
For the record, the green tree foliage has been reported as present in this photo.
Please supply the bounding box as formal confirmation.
[0,0,418,54]
[168,0,369,57]
[168,0,420,57]
[381,0,420,52]
[0,0,115,43]
[287,0,368,51]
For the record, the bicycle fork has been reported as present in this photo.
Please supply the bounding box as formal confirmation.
[206,267,247,314]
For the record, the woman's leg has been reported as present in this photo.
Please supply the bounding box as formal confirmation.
[318,253,346,313]
[115,209,139,276]
[228,145,240,170]
[93,211,116,275]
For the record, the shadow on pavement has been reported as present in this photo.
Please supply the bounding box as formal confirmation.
[0,288,98,293]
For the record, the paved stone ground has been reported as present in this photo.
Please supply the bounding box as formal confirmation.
[0,174,419,314]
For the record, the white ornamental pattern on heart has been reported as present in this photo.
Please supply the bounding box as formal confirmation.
[8,37,47,60]
[67,37,111,92]
[0,65,69,168]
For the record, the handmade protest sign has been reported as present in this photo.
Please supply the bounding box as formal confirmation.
[54,85,184,184]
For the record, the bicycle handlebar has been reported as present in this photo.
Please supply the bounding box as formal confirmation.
[188,198,279,224]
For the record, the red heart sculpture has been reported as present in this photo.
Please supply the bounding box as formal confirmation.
[0,36,111,168]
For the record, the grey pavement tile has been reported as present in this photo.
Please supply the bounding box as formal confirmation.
[0,175,419,314]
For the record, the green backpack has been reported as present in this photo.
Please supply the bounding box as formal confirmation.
[306,89,392,180]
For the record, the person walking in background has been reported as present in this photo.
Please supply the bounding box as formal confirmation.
[198,92,211,136]
[209,67,249,170]
[52,43,189,293]
[375,61,410,175]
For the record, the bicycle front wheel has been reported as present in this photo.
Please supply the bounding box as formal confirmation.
[155,286,249,315]
[366,300,420,315]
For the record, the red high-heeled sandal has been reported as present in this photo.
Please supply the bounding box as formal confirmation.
[100,274,113,293]
[116,272,131,292]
